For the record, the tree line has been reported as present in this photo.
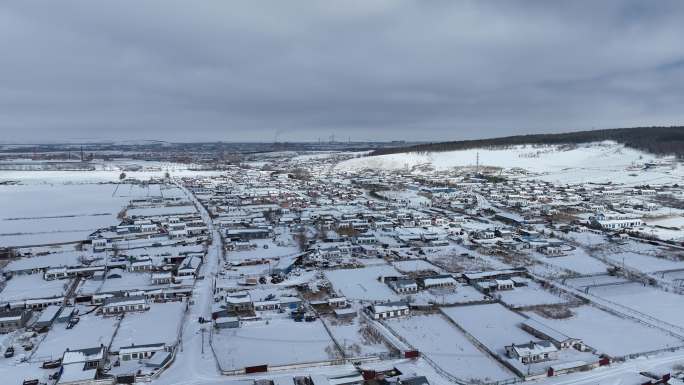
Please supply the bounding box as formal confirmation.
[371,126,684,158]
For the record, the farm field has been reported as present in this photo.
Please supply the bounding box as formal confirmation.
[211,319,338,370]
[325,265,402,302]
[587,283,684,330]
[385,313,514,382]
[524,305,683,357]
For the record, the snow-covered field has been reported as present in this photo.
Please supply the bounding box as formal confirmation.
[564,275,631,290]
[321,315,391,358]
[441,303,535,356]
[0,161,222,185]
[33,311,119,360]
[587,283,684,329]
[602,251,684,273]
[530,249,610,276]
[0,183,175,246]
[376,190,431,207]
[212,319,337,370]
[126,205,197,217]
[337,142,682,185]
[392,259,444,274]
[523,305,683,357]
[325,265,402,302]
[385,314,514,382]
[496,282,571,308]
[225,236,300,263]
[3,251,84,273]
[111,302,185,351]
[425,244,511,272]
[0,274,68,302]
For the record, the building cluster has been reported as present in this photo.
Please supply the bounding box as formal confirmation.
[1,150,683,385]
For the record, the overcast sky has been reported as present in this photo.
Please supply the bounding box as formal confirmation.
[1,1,684,143]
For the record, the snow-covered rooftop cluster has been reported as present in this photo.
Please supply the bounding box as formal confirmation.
[0,146,683,385]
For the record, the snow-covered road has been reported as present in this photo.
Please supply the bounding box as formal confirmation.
[155,182,224,385]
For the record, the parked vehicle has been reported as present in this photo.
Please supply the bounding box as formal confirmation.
[42,358,61,369]
[66,316,80,329]
[4,346,14,358]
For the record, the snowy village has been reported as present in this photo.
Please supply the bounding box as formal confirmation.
[0,140,682,385]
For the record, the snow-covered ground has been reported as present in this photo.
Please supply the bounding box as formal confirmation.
[320,314,391,358]
[337,142,682,185]
[33,311,119,360]
[587,283,684,330]
[212,319,338,370]
[392,259,445,274]
[0,274,68,302]
[376,190,431,208]
[111,302,185,351]
[441,303,536,356]
[529,249,610,276]
[0,183,182,246]
[325,265,402,302]
[0,161,223,185]
[496,281,572,308]
[385,313,514,382]
[523,305,684,357]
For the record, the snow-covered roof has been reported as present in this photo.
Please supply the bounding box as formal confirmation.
[62,346,105,364]
[510,340,557,356]
[103,295,147,307]
[372,301,409,313]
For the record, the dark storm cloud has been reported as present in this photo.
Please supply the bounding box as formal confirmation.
[1,0,684,142]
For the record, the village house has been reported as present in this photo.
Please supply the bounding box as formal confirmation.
[92,238,108,252]
[591,211,644,230]
[419,275,457,289]
[474,278,515,294]
[505,340,559,364]
[354,234,376,245]
[101,295,150,315]
[215,316,240,329]
[333,307,357,320]
[33,305,62,331]
[254,299,280,311]
[389,278,419,294]
[226,293,254,313]
[538,244,564,256]
[521,319,587,351]
[368,301,410,320]
[0,309,32,333]
[58,346,107,385]
[177,254,203,277]
[151,272,173,285]
[225,227,272,241]
[119,342,167,361]
[327,297,348,308]
[130,258,153,272]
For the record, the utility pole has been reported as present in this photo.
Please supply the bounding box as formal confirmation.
[201,327,205,354]
[476,152,480,175]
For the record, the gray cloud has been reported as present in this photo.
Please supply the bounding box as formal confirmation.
[1,0,684,142]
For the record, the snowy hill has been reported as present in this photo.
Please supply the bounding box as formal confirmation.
[337,142,683,185]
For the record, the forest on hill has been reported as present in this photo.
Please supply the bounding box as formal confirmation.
[372,126,684,158]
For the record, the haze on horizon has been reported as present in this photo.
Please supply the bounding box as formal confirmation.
[2,1,684,143]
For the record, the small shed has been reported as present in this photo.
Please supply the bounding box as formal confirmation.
[215,316,240,329]
[33,305,62,330]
